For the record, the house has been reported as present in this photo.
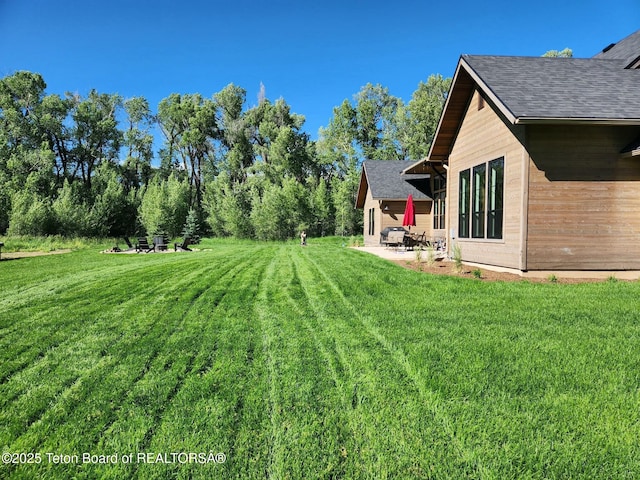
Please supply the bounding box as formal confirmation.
[402,30,640,275]
[355,160,446,246]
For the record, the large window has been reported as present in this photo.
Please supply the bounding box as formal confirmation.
[458,157,504,240]
[472,164,486,238]
[487,159,504,239]
[458,170,470,238]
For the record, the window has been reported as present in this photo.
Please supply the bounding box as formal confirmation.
[487,158,504,239]
[458,170,470,238]
[472,164,486,238]
[433,174,446,230]
[368,208,375,235]
[458,157,504,240]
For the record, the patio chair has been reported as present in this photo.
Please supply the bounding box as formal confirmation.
[174,236,192,251]
[135,237,155,253]
[385,230,406,250]
[404,234,418,251]
[153,235,169,251]
[414,231,428,248]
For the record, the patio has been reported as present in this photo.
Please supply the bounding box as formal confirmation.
[352,245,447,262]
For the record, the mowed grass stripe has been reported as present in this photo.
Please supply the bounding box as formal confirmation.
[254,246,353,479]
[132,246,274,480]
[4,240,640,478]
[0,251,173,313]
[0,255,233,404]
[3,258,219,449]
[3,248,268,479]
[0,253,202,354]
[0,252,241,382]
[291,246,481,478]
[78,246,273,480]
[297,246,488,477]
[302,245,640,478]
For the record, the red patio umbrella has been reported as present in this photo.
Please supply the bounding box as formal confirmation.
[402,194,416,231]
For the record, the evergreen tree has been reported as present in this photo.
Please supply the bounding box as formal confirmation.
[181,208,201,243]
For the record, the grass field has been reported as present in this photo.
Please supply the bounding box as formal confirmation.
[1,238,640,479]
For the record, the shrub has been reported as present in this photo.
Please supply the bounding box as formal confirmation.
[8,191,56,236]
[414,247,423,271]
[89,168,137,237]
[251,178,310,241]
[425,245,435,267]
[452,243,463,273]
[52,180,90,236]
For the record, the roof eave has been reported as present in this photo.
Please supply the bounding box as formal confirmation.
[376,196,433,202]
[514,117,640,126]
[425,56,518,164]
[355,165,369,209]
[402,158,444,175]
[403,157,428,175]
[424,60,469,163]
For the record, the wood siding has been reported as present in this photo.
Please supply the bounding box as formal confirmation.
[526,125,640,270]
[379,200,432,239]
[362,188,379,246]
[448,90,527,269]
[362,188,433,246]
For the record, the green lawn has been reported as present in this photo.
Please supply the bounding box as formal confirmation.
[1,239,639,479]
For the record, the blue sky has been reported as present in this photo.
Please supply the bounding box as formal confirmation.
[0,0,638,144]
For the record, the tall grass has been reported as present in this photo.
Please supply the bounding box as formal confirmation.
[0,235,115,253]
[1,239,639,478]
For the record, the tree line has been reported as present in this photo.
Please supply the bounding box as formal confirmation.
[0,71,450,241]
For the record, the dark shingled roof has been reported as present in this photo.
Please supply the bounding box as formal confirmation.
[363,161,431,200]
[413,29,640,166]
[462,55,640,121]
[593,29,640,67]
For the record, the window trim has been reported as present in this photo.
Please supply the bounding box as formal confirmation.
[433,174,446,230]
[368,207,375,236]
[487,158,504,240]
[458,157,504,241]
[458,170,470,238]
[471,163,486,238]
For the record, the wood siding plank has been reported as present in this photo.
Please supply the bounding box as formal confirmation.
[526,125,640,270]
[448,90,526,269]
